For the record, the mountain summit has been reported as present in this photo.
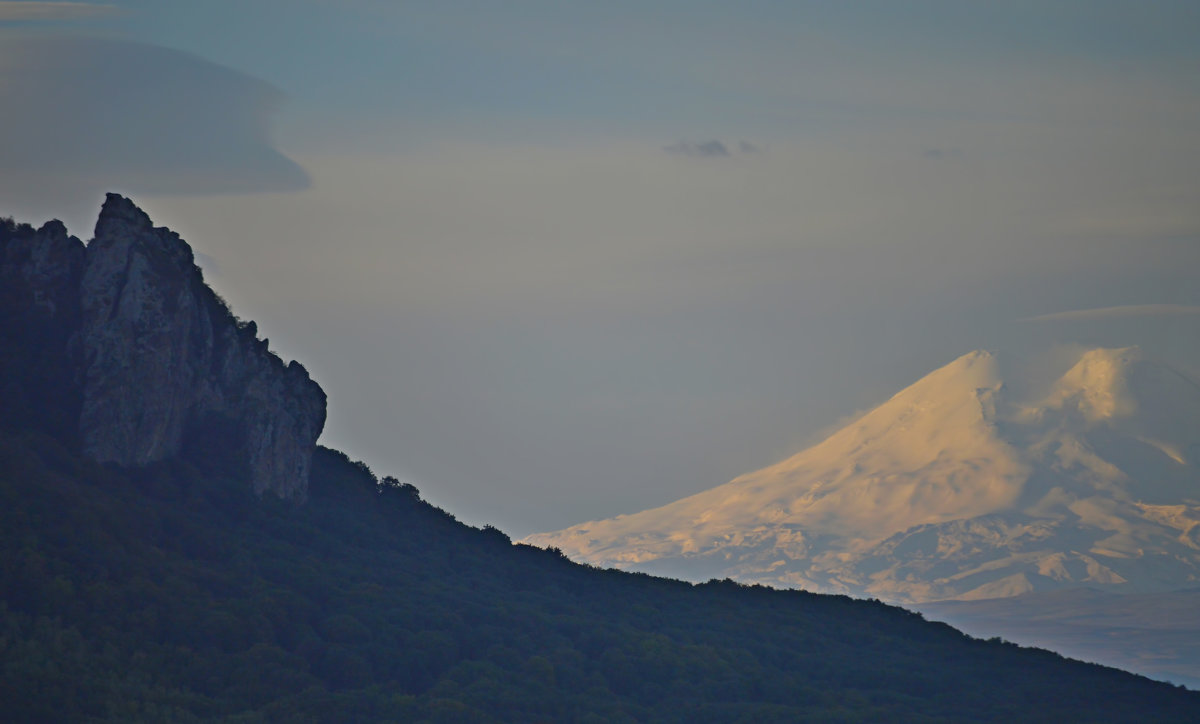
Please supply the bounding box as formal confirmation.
[525,347,1200,602]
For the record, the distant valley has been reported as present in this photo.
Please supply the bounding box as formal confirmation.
[917,587,1200,690]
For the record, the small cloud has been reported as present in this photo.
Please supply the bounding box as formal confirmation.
[1019,304,1200,323]
[0,2,118,23]
[922,147,963,160]
[664,140,761,158]
[665,140,729,158]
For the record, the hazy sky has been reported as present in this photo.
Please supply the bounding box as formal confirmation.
[3,1,1199,536]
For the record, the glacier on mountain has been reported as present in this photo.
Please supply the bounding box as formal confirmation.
[524,347,1200,602]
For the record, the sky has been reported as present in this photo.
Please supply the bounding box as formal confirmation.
[2,1,1199,537]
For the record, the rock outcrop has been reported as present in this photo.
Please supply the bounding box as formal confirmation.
[0,217,86,442]
[1,194,325,500]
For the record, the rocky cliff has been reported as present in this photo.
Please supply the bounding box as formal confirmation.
[1,194,325,500]
[0,216,86,443]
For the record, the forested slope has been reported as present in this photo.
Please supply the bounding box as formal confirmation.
[2,429,1196,722]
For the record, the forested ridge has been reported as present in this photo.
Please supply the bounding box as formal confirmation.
[2,427,1197,722]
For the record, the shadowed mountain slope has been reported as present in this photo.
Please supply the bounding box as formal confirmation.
[3,431,1199,721]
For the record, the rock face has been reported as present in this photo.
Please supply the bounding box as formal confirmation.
[1,194,326,500]
[0,217,86,442]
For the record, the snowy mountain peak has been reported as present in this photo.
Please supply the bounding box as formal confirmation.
[1045,346,1144,422]
[526,346,1200,602]
[1036,346,1200,435]
[879,349,1002,408]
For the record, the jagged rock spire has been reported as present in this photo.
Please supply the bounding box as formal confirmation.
[2,194,326,500]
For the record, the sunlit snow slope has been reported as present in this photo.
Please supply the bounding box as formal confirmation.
[524,347,1200,603]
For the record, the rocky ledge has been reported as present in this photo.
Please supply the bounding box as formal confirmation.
[1,194,326,500]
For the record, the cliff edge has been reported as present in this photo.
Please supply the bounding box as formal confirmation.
[1,194,326,500]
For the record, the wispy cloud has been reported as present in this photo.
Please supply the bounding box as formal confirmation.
[663,140,763,158]
[665,140,729,158]
[922,147,962,160]
[0,2,117,22]
[1019,305,1200,323]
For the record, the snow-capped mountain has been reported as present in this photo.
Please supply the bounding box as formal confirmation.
[524,347,1200,603]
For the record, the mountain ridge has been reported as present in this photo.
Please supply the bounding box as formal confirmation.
[3,197,1199,719]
